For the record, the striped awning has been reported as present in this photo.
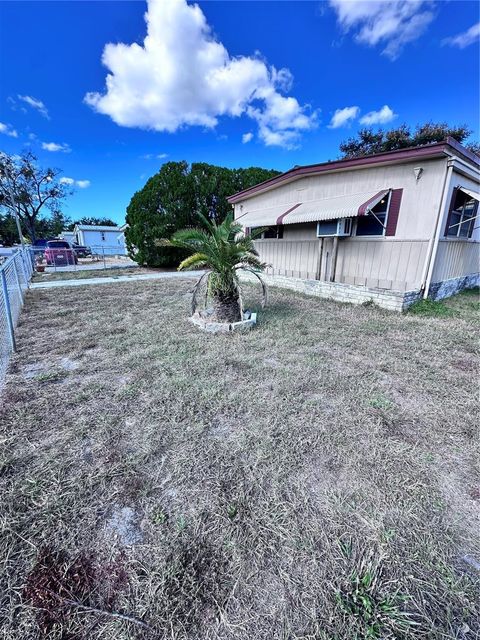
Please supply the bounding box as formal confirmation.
[458,186,480,202]
[236,189,390,227]
[280,190,390,225]
[235,203,302,228]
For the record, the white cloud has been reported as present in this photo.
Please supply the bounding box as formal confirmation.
[141,152,168,159]
[443,22,480,49]
[329,0,435,60]
[60,177,90,188]
[42,141,71,153]
[242,132,253,143]
[0,122,18,138]
[85,0,316,148]
[18,95,49,119]
[328,105,360,128]
[359,105,397,125]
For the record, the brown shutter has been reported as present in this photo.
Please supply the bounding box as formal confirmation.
[443,187,458,236]
[385,189,403,236]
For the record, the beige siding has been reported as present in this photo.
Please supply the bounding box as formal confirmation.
[432,240,480,281]
[336,239,428,290]
[255,238,429,291]
[256,240,319,279]
[236,157,447,240]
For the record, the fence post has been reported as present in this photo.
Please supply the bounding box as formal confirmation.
[102,247,106,270]
[12,258,23,305]
[18,249,29,284]
[1,270,16,352]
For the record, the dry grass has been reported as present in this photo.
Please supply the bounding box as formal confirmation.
[1,279,479,639]
[32,266,162,282]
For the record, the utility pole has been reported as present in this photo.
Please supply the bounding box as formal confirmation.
[1,163,25,250]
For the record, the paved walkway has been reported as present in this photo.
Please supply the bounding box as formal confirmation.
[30,271,205,289]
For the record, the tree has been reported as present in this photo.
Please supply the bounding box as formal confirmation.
[0,212,21,246]
[125,162,280,267]
[67,217,117,230]
[339,122,480,159]
[125,161,195,266]
[0,152,71,243]
[166,213,265,323]
[35,211,71,239]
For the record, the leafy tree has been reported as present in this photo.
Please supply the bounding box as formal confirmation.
[0,212,21,246]
[67,216,117,230]
[0,152,71,243]
[41,211,71,237]
[191,163,236,224]
[340,122,479,158]
[0,210,71,246]
[166,213,265,322]
[125,162,279,267]
[126,161,195,266]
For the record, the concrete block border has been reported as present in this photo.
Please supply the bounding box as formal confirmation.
[189,311,257,333]
[240,272,479,312]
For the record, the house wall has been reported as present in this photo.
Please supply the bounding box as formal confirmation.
[256,238,430,291]
[432,241,479,282]
[239,155,480,298]
[235,157,448,241]
[77,230,127,255]
[428,167,480,287]
[237,157,450,292]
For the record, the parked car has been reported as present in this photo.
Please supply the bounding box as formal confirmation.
[71,243,92,258]
[44,240,78,266]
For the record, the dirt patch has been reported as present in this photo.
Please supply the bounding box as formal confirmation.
[105,506,143,545]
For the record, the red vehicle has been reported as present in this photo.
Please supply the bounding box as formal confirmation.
[44,240,78,266]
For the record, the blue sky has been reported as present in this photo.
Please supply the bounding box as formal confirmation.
[0,0,479,225]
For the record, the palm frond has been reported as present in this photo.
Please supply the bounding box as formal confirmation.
[157,210,266,300]
[178,252,210,271]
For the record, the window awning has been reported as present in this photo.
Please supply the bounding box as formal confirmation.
[235,189,390,227]
[458,186,480,202]
[235,203,302,228]
[280,189,390,225]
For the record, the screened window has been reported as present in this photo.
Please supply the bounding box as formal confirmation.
[446,190,477,238]
[355,195,390,236]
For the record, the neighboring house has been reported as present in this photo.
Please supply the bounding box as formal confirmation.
[60,231,76,245]
[229,137,480,311]
[72,224,127,256]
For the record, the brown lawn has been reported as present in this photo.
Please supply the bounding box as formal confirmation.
[1,279,479,639]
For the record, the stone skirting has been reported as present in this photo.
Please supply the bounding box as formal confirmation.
[241,272,479,312]
[429,273,480,301]
[241,272,419,311]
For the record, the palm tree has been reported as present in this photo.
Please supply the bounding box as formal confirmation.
[166,213,266,323]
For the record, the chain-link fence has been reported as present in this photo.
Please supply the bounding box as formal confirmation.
[0,248,34,383]
[30,245,135,275]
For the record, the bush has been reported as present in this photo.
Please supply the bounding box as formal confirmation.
[125,161,280,268]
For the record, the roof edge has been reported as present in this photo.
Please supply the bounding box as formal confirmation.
[228,139,479,204]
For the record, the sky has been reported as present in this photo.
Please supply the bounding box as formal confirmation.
[0,0,479,225]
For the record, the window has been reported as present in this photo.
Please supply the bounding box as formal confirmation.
[445,189,477,238]
[355,195,390,236]
[262,225,284,239]
[47,241,70,248]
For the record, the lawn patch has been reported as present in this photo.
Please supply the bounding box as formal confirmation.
[1,279,478,639]
[408,298,456,317]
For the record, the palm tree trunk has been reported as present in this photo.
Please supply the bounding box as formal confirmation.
[212,292,241,323]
